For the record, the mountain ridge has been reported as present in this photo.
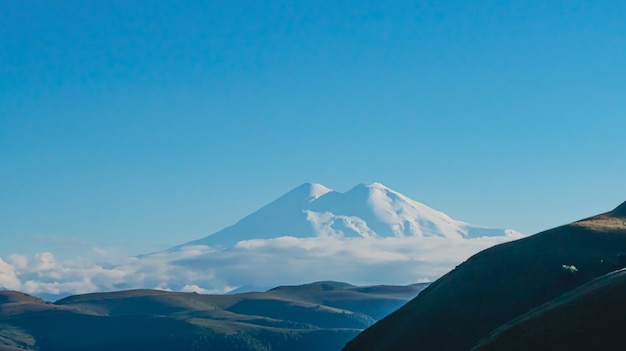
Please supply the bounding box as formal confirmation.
[343,200,626,351]
[0,281,429,351]
[471,268,626,350]
[612,200,626,217]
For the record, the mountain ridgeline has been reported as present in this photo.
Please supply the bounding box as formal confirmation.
[343,201,626,351]
[0,281,427,351]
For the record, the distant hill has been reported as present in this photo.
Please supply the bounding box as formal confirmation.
[0,281,427,351]
[344,201,626,351]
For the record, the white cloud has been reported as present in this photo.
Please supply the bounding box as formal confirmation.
[33,252,56,271]
[7,254,28,271]
[177,235,521,287]
[180,284,226,294]
[0,257,22,290]
[0,234,523,299]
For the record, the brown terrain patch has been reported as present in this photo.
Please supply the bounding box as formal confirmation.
[572,215,626,231]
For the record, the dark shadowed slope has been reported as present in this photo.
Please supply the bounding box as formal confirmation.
[0,291,73,316]
[472,268,626,351]
[1,281,427,351]
[344,201,626,351]
[0,291,44,305]
[613,200,626,216]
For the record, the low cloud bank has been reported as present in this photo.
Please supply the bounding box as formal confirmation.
[0,234,523,300]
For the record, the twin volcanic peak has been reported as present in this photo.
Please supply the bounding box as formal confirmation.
[182,182,521,248]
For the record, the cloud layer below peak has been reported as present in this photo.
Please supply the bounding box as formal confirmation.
[0,234,523,300]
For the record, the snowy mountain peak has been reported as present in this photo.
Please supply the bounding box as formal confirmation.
[351,182,392,193]
[181,182,522,249]
[270,182,334,205]
[305,183,333,201]
[349,182,412,203]
[356,181,387,189]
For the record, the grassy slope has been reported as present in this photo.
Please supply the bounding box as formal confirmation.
[472,268,626,350]
[0,281,426,351]
[0,324,37,351]
[344,202,626,351]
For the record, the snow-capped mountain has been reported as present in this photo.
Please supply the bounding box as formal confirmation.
[7,182,524,299]
[181,182,520,249]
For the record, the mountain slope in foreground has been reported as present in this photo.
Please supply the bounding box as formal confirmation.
[344,201,626,351]
[472,267,626,350]
[0,281,427,351]
[181,182,519,249]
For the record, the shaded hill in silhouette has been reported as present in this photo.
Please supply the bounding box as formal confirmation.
[344,201,626,351]
[472,268,626,350]
[0,281,427,351]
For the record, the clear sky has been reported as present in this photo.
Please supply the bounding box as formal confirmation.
[2,1,625,258]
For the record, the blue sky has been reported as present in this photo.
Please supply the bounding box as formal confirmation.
[2,1,625,258]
